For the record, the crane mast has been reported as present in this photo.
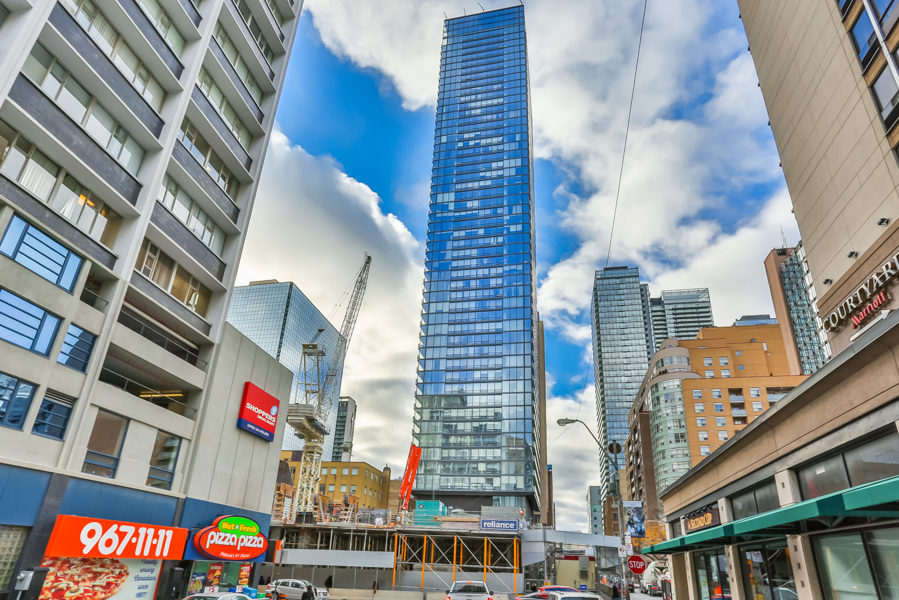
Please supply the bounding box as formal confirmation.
[287,253,372,516]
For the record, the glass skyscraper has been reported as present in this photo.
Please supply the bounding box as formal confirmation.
[590,267,653,527]
[228,281,345,456]
[649,288,714,350]
[412,6,542,514]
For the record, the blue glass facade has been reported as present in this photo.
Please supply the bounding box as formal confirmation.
[412,6,541,513]
[590,267,653,524]
[228,282,344,454]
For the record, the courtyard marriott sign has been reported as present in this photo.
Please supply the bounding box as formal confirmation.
[824,256,899,332]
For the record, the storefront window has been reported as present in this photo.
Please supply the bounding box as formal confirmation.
[188,561,254,594]
[731,481,779,520]
[868,528,899,598]
[844,434,899,486]
[694,550,729,600]
[814,533,877,599]
[0,525,28,588]
[741,541,795,600]
[798,454,850,499]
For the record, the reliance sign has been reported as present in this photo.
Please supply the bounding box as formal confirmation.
[825,256,899,332]
[237,382,279,442]
[479,519,519,532]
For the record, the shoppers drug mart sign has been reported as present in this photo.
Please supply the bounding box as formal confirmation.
[237,382,279,442]
[193,516,268,561]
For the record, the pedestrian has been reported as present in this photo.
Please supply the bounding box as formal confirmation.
[301,584,315,600]
[258,575,265,586]
[325,576,333,591]
[611,582,621,599]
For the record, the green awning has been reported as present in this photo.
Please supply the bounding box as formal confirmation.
[641,537,686,554]
[731,489,849,535]
[842,474,899,514]
[682,523,735,545]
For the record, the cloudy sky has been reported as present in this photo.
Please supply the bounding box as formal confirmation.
[235,0,800,532]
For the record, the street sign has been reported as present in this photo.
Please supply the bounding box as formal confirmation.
[579,585,587,591]
[618,546,626,558]
[625,542,633,555]
[627,555,647,575]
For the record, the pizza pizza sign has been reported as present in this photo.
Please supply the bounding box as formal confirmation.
[45,515,188,560]
[193,515,268,561]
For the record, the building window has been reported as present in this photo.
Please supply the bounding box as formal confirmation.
[851,12,878,66]
[23,44,145,176]
[0,122,121,246]
[178,120,239,199]
[196,67,253,150]
[82,409,127,478]
[0,371,36,430]
[694,403,705,413]
[157,176,226,255]
[318,484,325,493]
[147,430,180,490]
[735,350,742,356]
[135,0,185,55]
[134,240,211,317]
[712,389,722,399]
[721,369,731,378]
[718,431,729,441]
[698,431,708,441]
[719,357,729,366]
[703,357,712,367]
[57,323,96,372]
[234,0,276,65]
[213,23,263,105]
[731,481,779,520]
[340,484,347,493]
[713,403,724,413]
[873,64,899,129]
[0,215,83,292]
[750,387,761,397]
[342,467,349,475]
[696,417,706,427]
[752,401,763,412]
[0,288,60,356]
[31,390,74,440]
[705,370,714,378]
[330,467,337,475]
[767,388,790,402]
[352,467,358,475]
[692,389,702,399]
[716,417,727,427]
[328,484,334,492]
[737,365,744,370]
[321,467,327,475]
[59,0,165,110]
[350,484,356,493]
[700,445,710,456]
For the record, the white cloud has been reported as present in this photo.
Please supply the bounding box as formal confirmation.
[237,130,424,473]
[295,0,798,528]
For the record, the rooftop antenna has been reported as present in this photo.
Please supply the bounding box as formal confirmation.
[443,11,448,18]
[478,2,485,10]
[780,226,788,249]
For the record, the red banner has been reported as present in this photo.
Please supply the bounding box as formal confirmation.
[399,443,422,511]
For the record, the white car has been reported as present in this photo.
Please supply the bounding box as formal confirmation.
[547,593,602,600]
[268,579,329,600]
[184,594,254,600]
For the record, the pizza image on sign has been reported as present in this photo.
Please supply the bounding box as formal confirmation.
[40,557,129,600]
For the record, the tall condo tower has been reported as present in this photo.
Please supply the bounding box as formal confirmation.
[590,266,653,531]
[412,5,542,515]
[649,288,714,350]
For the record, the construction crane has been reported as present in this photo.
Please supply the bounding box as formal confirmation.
[288,253,372,515]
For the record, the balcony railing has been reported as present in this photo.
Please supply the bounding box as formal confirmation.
[732,409,748,417]
[98,368,196,418]
[118,308,208,370]
[729,395,745,403]
[79,287,109,313]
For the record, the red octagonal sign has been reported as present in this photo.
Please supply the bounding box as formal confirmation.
[627,555,647,575]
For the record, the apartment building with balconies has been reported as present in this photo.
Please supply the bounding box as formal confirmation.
[0,0,303,597]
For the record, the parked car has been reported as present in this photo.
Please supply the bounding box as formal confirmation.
[536,586,578,599]
[268,580,329,600]
[446,580,492,600]
[546,592,601,600]
[184,594,254,600]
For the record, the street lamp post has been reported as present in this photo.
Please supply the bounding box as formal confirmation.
[558,418,627,599]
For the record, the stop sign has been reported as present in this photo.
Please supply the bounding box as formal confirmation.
[627,555,647,575]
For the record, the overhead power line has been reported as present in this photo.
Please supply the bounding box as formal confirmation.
[604,0,651,268]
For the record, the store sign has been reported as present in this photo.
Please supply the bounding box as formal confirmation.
[824,256,899,331]
[45,515,187,560]
[684,506,720,533]
[237,382,279,442]
[479,518,519,532]
[193,516,268,561]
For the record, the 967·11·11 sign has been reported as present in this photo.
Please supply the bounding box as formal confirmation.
[45,515,189,560]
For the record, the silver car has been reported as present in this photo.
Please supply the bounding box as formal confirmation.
[269,580,329,600]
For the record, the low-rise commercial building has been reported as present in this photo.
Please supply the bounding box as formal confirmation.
[299,459,391,510]
[625,324,806,522]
